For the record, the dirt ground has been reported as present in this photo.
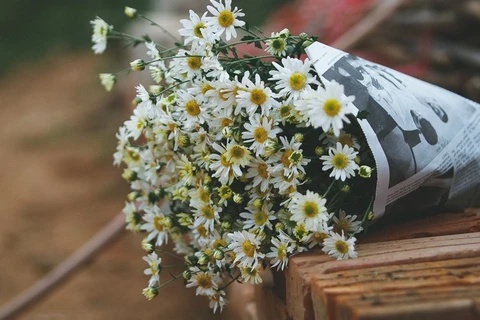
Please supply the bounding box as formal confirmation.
[0,54,248,319]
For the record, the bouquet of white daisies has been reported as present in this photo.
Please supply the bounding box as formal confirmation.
[91,1,375,312]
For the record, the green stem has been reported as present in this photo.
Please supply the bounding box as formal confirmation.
[153,80,191,97]
[323,180,336,198]
[138,14,181,44]
[221,55,275,65]
[155,272,183,289]
[219,274,241,290]
[157,249,184,261]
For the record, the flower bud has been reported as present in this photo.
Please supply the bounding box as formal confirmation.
[252,198,263,209]
[99,73,116,91]
[302,40,313,48]
[213,249,225,260]
[222,126,233,138]
[185,255,198,266]
[316,146,326,156]
[132,96,142,106]
[149,85,163,95]
[127,191,141,202]
[142,287,158,300]
[294,133,304,143]
[122,168,138,182]
[279,28,290,38]
[130,59,146,71]
[141,238,154,253]
[340,185,351,193]
[221,221,231,231]
[299,32,308,40]
[198,254,209,265]
[275,222,284,232]
[358,165,372,178]
[124,6,137,18]
[233,193,243,204]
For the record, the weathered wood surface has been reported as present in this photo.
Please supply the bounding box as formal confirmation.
[255,210,480,320]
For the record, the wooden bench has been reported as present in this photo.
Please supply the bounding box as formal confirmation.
[252,209,480,320]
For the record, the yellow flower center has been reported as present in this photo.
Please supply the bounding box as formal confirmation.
[167,123,176,132]
[221,118,233,127]
[229,145,248,162]
[214,238,227,248]
[253,127,268,143]
[333,218,351,235]
[199,189,210,203]
[277,245,286,259]
[196,225,208,237]
[193,22,205,38]
[335,240,349,254]
[201,83,213,95]
[289,72,307,91]
[250,89,267,105]
[281,150,293,167]
[153,216,164,231]
[185,100,200,116]
[279,105,291,118]
[257,163,269,179]
[242,240,255,257]
[332,154,348,169]
[271,38,285,51]
[136,119,145,129]
[150,262,158,275]
[218,10,234,28]
[197,273,213,288]
[302,201,319,218]
[187,56,202,70]
[201,205,215,220]
[253,210,268,226]
[323,99,342,117]
[313,232,328,244]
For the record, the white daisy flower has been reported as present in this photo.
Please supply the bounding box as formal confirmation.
[193,204,221,232]
[143,252,162,286]
[320,142,359,181]
[209,290,228,313]
[205,0,245,41]
[322,231,358,260]
[179,10,208,44]
[176,90,209,128]
[240,266,263,284]
[145,41,160,59]
[245,159,271,192]
[90,17,111,54]
[269,136,311,179]
[176,154,195,185]
[304,221,333,248]
[289,190,329,231]
[333,210,363,235]
[228,230,265,270]
[269,57,317,102]
[176,49,205,80]
[265,32,287,57]
[113,126,129,166]
[210,143,236,185]
[135,84,158,118]
[242,114,282,156]
[266,231,295,271]
[239,202,276,231]
[186,267,219,296]
[125,104,148,140]
[225,142,252,169]
[236,72,279,116]
[307,80,356,136]
[270,169,301,195]
[140,206,169,247]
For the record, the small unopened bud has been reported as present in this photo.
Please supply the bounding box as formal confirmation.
[252,198,263,209]
[221,221,231,231]
[299,32,308,40]
[233,193,243,204]
[127,191,141,202]
[149,85,163,95]
[99,73,116,91]
[279,28,290,38]
[288,151,303,164]
[182,270,192,280]
[198,254,209,265]
[222,126,233,138]
[178,135,190,148]
[163,216,173,228]
[132,96,142,106]
[367,211,375,221]
[130,59,146,71]
[315,146,325,156]
[294,133,304,143]
[142,287,158,300]
[340,185,351,193]
[124,6,137,18]
[141,238,154,253]
[122,168,138,182]
[275,222,284,232]
[213,249,225,260]
[358,165,372,178]
[185,255,198,266]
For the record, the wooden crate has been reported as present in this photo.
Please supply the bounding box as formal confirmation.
[255,210,480,320]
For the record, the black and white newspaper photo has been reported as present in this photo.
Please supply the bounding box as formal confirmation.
[306,42,480,219]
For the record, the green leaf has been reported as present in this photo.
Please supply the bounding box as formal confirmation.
[241,35,255,42]
[254,41,262,49]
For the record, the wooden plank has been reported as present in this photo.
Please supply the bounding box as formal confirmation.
[285,232,480,320]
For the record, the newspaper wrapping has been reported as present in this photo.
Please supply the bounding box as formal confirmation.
[306,42,480,220]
